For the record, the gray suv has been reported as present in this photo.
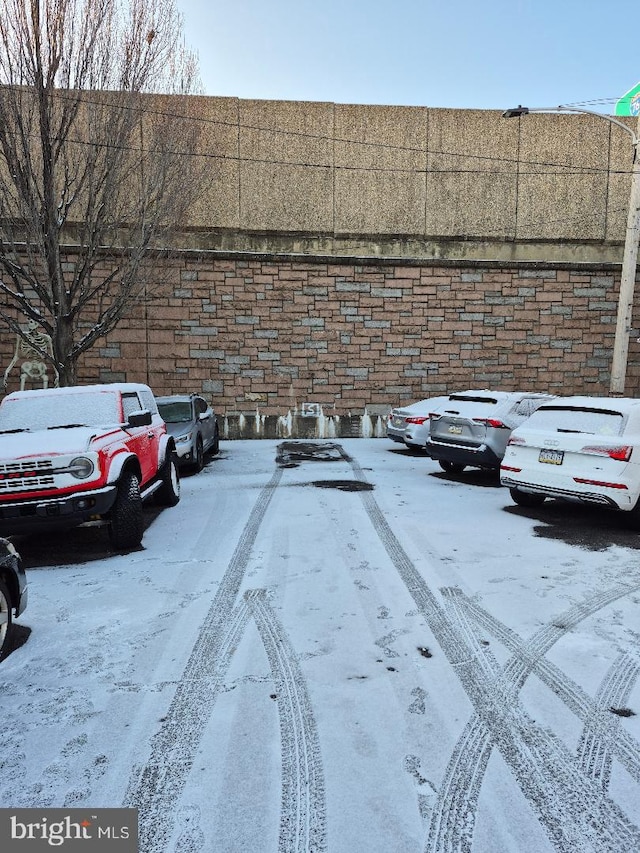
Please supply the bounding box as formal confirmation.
[426,390,554,473]
[0,538,27,661]
[156,394,220,472]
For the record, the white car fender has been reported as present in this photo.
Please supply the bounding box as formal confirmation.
[105,451,141,485]
[158,433,176,467]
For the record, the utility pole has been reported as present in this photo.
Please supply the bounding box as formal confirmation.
[610,113,640,395]
[503,105,640,396]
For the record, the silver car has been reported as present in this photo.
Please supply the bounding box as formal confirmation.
[156,394,219,472]
[387,396,449,451]
[426,390,554,473]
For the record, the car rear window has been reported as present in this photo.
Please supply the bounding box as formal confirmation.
[448,395,498,404]
[523,406,625,436]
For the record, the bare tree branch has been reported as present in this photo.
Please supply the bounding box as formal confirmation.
[0,0,206,386]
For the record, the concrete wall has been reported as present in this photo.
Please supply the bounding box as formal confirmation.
[170,95,633,263]
[3,96,638,438]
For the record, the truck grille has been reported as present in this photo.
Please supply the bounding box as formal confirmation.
[0,459,56,492]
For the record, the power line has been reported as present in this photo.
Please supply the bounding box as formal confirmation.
[27,87,637,176]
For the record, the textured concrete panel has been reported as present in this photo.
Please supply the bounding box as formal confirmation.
[239,99,334,231]
[514,113,610,241]
[241,161,334,232]
[605,116,637,242]
[123,95,635,258]
[334,168,426,235]
[334,104,426,234]
[425,109,518,238]
[174,96,240,229]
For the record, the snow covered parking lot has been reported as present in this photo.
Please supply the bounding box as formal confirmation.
[2,438,640,852]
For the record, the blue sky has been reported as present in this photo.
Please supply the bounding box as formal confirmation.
[176,0,639,114]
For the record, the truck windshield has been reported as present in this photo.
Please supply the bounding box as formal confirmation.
[0,392,120,431]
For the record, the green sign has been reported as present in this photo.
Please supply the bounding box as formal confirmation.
[615,81,640,116]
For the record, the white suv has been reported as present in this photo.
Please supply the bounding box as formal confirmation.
[501,395,640,522]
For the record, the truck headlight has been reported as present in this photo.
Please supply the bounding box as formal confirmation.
[69,456,95,479]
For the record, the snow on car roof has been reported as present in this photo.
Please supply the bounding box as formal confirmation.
[537,395,640,414]
[392,395,449,414]
[3,382,151,402]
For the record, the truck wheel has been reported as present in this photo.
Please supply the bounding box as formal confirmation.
[109,472,144,551]
[156,452,181,507]
[0,578,13,661]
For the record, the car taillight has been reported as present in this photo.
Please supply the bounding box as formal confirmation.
[406,417,428,425]
[472,418,509,428]
[573,477,628,490]
[500,464,522,472]
[507,435,526,446]
[580,445,632,462]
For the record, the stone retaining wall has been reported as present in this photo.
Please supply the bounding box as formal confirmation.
[64,252,637,438]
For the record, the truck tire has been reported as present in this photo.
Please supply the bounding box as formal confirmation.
[0,578,13,661]
[109,472,144,551]
[155,452,181,507]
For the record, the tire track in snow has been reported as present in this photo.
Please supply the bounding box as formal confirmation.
[428,586,640,853]
[124,469,282,853]
[453,587,640,785]
[577,652,640,790]
[340,448,640,853]
[246,589,327,853]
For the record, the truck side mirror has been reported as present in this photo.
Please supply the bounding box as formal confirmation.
[127,409,152,428]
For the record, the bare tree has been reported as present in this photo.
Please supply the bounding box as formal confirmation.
[0,0,205,386]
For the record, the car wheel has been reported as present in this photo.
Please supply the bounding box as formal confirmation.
[193,437,204,472]
[156,452,181,507]
[509,487,546,508]
[439,460,466,474]
[211,424,220,456]
[109,472,144,551]
[0,578,13,661]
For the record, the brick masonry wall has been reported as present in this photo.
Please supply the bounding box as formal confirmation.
[57,254,638,438]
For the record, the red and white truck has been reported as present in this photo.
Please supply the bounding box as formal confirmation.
[0,383,180,550]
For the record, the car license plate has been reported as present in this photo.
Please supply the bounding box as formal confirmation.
[448,425,463,435]
[539,448,564,465]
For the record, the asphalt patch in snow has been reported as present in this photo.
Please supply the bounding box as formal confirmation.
[504,501,640,551]
[609,706,636,717]
[310,480,374,492]
[276,441,350,467]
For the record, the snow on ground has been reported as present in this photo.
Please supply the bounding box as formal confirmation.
[2,438,640,852]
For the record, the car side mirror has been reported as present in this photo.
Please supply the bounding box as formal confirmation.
[198,412,210,421]
[127,409,152,428]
